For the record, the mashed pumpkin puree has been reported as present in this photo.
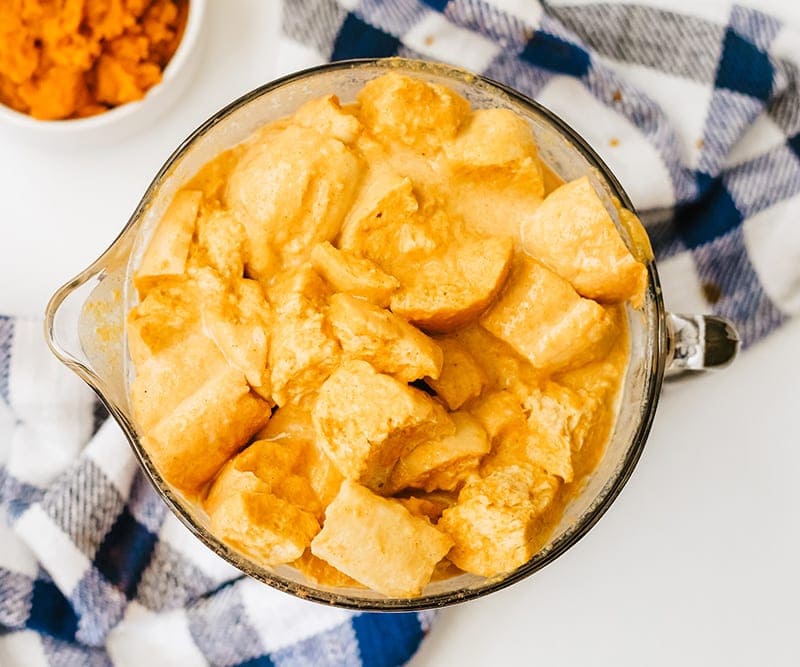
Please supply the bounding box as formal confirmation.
[0,0,188,119]
[127,73,648,598]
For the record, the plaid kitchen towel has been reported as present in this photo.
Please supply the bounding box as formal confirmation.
[3,1,800,666]
[282,0,800,347]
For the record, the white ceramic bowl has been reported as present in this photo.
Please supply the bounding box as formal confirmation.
[0,0,207,148]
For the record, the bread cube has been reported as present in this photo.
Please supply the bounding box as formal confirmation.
[226,124,362,278]
[310,481,453,597]
[452,328,538,405]
[337,168,419,258]
[390,235,513,332]
[521,384,582,483]
[444,108,544,196]
[471,392,538,477]
[134,190,201,294]
[470,390,528,445]
[195,209,246,280]
[267,266,341,405]
[310,241,399,307]
[293,94,361,145]
[256,402,344,509]
[203,278,271,393]
[142,366,270,493]
[299,441,345,511]
[231,438,304,489]
[130,331,227,431]
[441,108,545,242]
[386,412,490,494]
[425,337,488,410]
[522,176,647,306]
[555,305,629,400]
[480,257,615,372]
[205,466,319,567]
[127,277,199,364]
[312,360,454,492]
[474,383,594,483]
[439,465,559,577]
[328,293,443,382]
[292,551,360,588]
[357,72,470,153]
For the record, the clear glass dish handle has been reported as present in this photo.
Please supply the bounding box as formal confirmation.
[665,313,740,378]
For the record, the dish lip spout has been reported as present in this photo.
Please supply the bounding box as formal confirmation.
[44,57,668,611]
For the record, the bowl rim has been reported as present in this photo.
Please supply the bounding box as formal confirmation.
[0,0,207,132]
[45,57,668,611]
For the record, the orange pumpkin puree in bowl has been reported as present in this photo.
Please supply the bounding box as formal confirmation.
[0,0,188,120]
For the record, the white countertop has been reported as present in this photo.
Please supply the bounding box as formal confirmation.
[1,2,798,665]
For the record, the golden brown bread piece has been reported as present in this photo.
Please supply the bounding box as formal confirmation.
[267,266,341,406]
[310,481,453,597]
[310,241,400,307]
[205,464,319,567]
[227,124,362,278]
[312,360,454,493]
[480,256,615,373]
[390,235,514,333]
[291,550,360,588]
[328,292,443,382]
[424,336,488,410]
[521,176,647,307]
[357,72,470,153]
[386,412,490,494]
[142,367,270,493]
[293,94,361,145]
[439,465,559,577]
[134,190,201,295]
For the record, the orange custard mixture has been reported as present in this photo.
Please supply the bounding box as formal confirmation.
[127,72,647,598]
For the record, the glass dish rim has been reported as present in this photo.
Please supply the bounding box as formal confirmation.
[45,57,668,611]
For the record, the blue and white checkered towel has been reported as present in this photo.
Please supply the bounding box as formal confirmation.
[2,1,800,665]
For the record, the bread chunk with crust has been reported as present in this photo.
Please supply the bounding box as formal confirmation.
[293,94,361,145]
[127,276,199,365]
[444,108,544,196]
[226,125,361,278]
[328,292,443,382]
[310,241,399,307]
[424,336,488,410]
[312,360,454,493]
[142,366,270,493]
[291,551,360,588]
[205,464,319,567]
[480,256,615,372]
[267,266,341,406]
[439,465,559,577]
[337,168,420,258]
[386,412,490,494]
[357,72,470,153]
[131,331,226,431]
[258,402,344,510]
[522,176,647,306]
[310,481,453,597]
[135,190,201,295]
[390,235,513,332]
[473,384,597,483]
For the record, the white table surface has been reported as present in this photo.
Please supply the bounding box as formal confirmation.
[1,2,798,665]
